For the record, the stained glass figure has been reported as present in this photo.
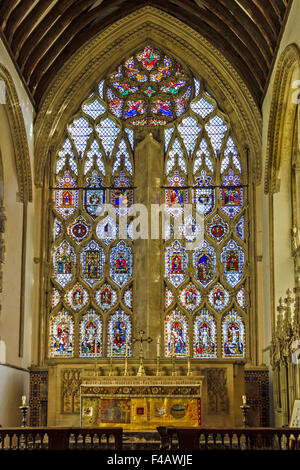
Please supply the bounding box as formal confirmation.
[165,171,188,219]
[208,282,230,313]
[95,283,118,312]
[175,86,191,117]
[220,169,243,219]
[111,172,133,217]
[222,309,245,358]
[165,287,175,309]
[123,287,133,309]
[151,57,172,82]
[221,239,244,288]
[164,309,188,357]
[152,99,173,118]
[54,218,63,240]
[124,100,146,118]
[193,309,216,358]
[206,214,229,244]
[110,241,133,288]
[179,215,202,243]
[106,88,123,118]
[112,82,139,96]
[65,282,89,311]
[236,286,246,308]
[96,215,118,245]
[80,310,102,357]
[54,241,75,288]
[51,287,60,308]
[81,240,105,287]
[193,170,215,217]
[235,216,245,241]
[179,282,201,312]
[137,46,160,70]
[107,309,132,357]
[193,240,216,287]
[161,80,186,95]
[165,241,187,288]
[84,170,105,219]
[68,215,91,244]
[55,171,78,220]
[50,310,74,357]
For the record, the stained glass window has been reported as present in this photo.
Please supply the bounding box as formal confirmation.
[163,64,248,359]
[49,68,134,360]
[49,45,249,362]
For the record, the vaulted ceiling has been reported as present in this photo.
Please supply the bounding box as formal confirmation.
[0,0,293,109]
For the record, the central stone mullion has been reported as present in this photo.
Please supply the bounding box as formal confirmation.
[133,132,163,360]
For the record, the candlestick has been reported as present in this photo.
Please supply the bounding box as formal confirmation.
[242,395,247,405]
[19,397,29,427]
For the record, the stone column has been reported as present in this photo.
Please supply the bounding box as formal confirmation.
[133,132,163,359]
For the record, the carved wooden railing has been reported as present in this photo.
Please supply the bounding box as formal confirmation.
[0,427,123,450]
[158,427,300,450]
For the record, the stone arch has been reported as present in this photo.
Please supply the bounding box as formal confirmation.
[264,44,300,195]
[0,65,32,203]
[34,5,262,188]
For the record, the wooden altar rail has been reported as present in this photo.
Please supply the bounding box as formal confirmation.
[159,427,300,451]
[0,427,123,450]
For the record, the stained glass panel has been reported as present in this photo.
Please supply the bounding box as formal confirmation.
[81,240,105,287]
[193,239,216,287]
[165,241,188,288]
[221,239,244,288]
[222,309,245,358]
[50,310,74,357]
[179,282,201,312]
[65,282,89,311]
[95,283,118,312]
[110,241,133,288]
[208,282,230,313]
[80,309,102,358]
[107,309,132,357]
[53,241,76,288]
[164,309,188,357]
[193,309,217,358]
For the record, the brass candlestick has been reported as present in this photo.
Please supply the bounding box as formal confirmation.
[240,396,250,427]
[137,349,146,376]
[19,405,29,427]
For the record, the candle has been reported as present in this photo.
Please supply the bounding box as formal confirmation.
[157,336,160,357]
[22,395,26,406]
[125,342,128,358]
[242,395,247,405]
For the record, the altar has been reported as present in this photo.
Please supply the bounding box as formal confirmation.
[80,375,204,431]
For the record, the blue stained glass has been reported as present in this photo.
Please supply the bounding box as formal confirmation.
[221,239,244,288]
[164,309,189,357]
[222,309,245,358]
[110,241,133,288]
[107,309,132,357]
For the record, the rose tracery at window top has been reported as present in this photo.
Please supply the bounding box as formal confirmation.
[105,46,193,126]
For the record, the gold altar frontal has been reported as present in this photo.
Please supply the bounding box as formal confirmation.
[80,375,204,431]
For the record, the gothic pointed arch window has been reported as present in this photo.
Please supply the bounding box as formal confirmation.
[48,45,248,361]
